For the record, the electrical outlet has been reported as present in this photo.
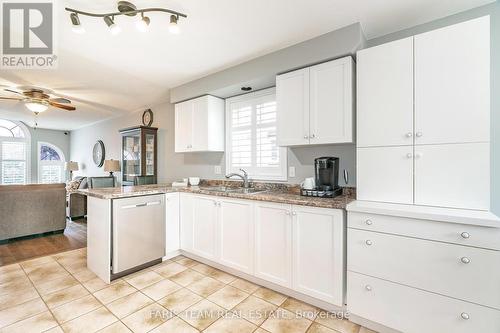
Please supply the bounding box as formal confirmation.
[214,165,222,174]
[288,166,296,178]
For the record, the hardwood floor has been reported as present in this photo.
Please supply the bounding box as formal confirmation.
[0,219,87,266]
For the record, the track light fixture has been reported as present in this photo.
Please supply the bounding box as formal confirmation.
[65,1,186,35]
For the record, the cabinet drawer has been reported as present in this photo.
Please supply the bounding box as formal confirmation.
[348,229,500,309]
[347,271,500,333]
[348,212,500,250]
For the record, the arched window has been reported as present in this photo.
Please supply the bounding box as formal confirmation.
[38,142,66,183]
[0,119,30,184]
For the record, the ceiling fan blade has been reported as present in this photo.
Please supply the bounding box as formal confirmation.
[0,96,22,100]
[49,97,71,104]
[49,101,76,111]
[4,88,23,95]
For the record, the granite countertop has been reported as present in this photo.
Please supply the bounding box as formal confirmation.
[77,183,355,210]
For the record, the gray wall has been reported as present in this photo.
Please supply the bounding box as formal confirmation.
[70,99,356,186]
[170,23,366,103]
[25,125,71,183]
[366,1,500,216]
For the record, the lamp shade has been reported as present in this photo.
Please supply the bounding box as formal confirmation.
[65,161,79,171]
[104,159,121,172]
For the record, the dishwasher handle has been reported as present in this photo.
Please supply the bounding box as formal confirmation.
[121,200,162,209]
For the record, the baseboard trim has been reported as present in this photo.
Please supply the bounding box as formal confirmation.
[0,229,65,244]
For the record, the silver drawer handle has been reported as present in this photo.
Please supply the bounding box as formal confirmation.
[365,285,372,291]
[460,257,471,264]
[461,232,470,239]
[365,240,373,246]
[365,219,373,225]
[461,312,470,320]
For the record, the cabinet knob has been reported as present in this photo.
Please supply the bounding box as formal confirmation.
[461,312,470,320]
[406,153,413,159]
[406,132,413,138]
[365,240,373,246]
[461,232,470,239]
[304,135,309,139]
[416,132,423,137]
[311,134,316,139]
[460,257,471,264]
[213,201,218,206]
[285,211,290,215]
[365,219,373,225]
[292,211,297,216]
[414,152,422,159]
[365,285,372,291]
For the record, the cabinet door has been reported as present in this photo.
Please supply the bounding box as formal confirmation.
[180,193,194,251]
[357,146,414,204]
[165,193,180,254]
[414,16,489,145]
[192,195,218,260]
[414,143,489,210]
[276,68,310,146]
[357,37,414,147]
[254,202,292,287]
[218,198,254,274]
[191,97,209,151]
[175,101,193,152]
[292,206,344,306]
[310,57,354,144]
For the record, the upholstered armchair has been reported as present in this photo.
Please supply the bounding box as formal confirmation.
[67,177,88,220]
[88,176,115,188]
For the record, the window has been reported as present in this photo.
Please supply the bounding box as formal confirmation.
[225,88,287,181]
[38,142,65,184]
[0,119,30,184]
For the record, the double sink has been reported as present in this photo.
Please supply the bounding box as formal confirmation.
[199,186,267,195]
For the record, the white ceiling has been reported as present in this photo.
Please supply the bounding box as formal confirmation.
[0,0,494,130]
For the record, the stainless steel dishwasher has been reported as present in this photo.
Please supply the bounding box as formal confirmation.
[112,194,165,274]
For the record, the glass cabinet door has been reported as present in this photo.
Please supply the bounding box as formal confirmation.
[145,133,155,176]
[122,130,141,185]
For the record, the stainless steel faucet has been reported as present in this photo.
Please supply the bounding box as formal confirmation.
[225,168,250,188]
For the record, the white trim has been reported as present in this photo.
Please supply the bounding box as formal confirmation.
[37,141,66,183]
[225,87,288,181]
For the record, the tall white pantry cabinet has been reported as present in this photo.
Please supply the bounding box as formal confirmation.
[356,16,490,210]
[349,16,500,333]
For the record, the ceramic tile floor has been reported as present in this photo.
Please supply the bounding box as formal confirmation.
[0,249,378,333]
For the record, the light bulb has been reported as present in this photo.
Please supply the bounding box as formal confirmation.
[136,16,150,32]
[169,15,180,34]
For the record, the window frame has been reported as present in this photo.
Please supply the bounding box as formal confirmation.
[225,87,288,181]
[37,141,66,184]
[0,120,31,185]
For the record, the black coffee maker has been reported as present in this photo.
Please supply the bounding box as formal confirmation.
[301,157,342,198]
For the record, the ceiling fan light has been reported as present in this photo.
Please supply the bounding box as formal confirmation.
[169,15,180,34]
[25,101,49,113]
[136,15,150,32]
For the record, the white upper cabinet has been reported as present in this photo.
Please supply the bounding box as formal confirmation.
[276,67,310,146]
[277,56,354,146]
[175,95,225,152]
[414,16,490,145]
[310,57,354,145]
[357,38,414,147]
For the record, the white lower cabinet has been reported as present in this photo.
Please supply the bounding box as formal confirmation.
[179,194,345,307]
[292,206,344,305]
[165,193,180,254]
[218,198,254,274]
[254,202,293,288]
[348,271,500,333]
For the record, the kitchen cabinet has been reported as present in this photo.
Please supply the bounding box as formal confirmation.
[277,56,354,146]
[254,202,293,288]
[180,193,194,251]
[357,146,414,204]
[414,143,490,210]
[191,195,218,260]
[218,198,254,274]
[414,16,490,145]
[355,16,490,210]
[292,206,344,305]
[174,95,225,152]
[165,193,180,254]
[357,37,414,147]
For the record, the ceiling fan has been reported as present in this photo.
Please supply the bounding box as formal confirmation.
[0,87,76,113]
